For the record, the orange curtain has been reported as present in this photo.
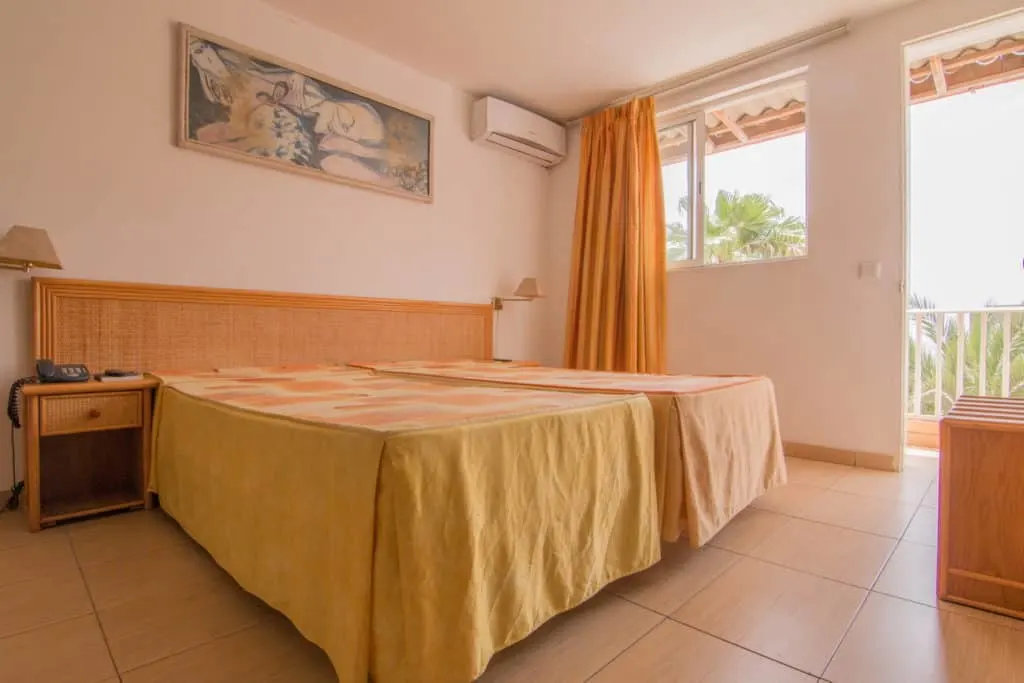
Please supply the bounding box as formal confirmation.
[563,97,667,373]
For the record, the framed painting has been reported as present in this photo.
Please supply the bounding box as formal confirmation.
[178,24,433,202]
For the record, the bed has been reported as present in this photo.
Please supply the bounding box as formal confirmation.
[31,278,678,683]
[149,364,660,683]
[349,359,787,546]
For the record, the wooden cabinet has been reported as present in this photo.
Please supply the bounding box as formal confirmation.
[22,379,159,531]
[938,396,1024,619]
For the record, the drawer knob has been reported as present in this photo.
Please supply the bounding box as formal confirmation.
[87,409,102,419]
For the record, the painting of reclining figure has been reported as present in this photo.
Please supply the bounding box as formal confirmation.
[179,24,433,201]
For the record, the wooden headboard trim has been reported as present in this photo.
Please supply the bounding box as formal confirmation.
[34,277,493,364]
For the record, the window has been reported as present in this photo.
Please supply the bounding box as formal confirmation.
[660,80,808,267]
[660,121,695,261]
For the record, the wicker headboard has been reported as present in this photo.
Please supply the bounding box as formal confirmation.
[33,278,493,372]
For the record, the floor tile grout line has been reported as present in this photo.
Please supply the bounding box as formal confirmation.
[651,547,746,613]
[663,612,827,680]
[818,592,869,681]
[825,482,936,502]
[718,547,893,593]
[673,529,894,679]
[821,507,933,676]
[760,466,932,516]
[871,586,937,609]
[582,616,665,682]
[613,591,675,619]
[749,502,915,542]
[815,585,872,675]
[66,517,267,678]
[870,587,1024,634]
[900,496,936,546]
[0,533,100,644]
[607,465,938,680]
[0,601,95,642]
[618,499,931,680]
[896,536,937,550]
[817,531,904,678]
[741,460,932,539]
[827,532,1023,671]
[613,473,929,674]
[663,552,880,679]
[0,529,71,555]
[115,621,264,676]
[868,537,902,593]
[610,547,744,628]
[711,531,900,593]
[0,566,86,595]
[67,534,123,682]
[770,477,932,506]
[618,544,889,637]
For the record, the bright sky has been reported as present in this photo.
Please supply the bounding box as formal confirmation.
[663,80,1024,309]
[909,79,1024,309]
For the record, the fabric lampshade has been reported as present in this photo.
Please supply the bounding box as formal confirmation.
[0,225,62,271]
[513,277,544,299]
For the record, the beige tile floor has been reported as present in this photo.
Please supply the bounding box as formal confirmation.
[2,454,1023,682]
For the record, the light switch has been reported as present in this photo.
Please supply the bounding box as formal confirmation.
[858,261,882,280]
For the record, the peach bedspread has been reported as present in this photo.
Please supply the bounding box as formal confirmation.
[150,365,659,683]
[350,360,787,546]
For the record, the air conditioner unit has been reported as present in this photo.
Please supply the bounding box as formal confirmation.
[471,97,566,167]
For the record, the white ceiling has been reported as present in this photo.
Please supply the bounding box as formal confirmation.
[268,0,918,121]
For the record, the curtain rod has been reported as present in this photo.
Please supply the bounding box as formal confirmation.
[566,19,850,126]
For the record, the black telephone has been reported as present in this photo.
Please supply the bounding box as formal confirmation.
[35,359,90,384]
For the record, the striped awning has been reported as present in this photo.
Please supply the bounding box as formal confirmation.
[909,33,1024,103]
[659,81,806,158]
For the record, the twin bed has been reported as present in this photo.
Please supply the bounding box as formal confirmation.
[34,278,786,683]
[151,365,661,682]
[351,359,786,546]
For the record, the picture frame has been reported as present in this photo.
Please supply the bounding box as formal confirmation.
[178,24,434,202]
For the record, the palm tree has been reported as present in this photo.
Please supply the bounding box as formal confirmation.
[908,294,1024,415]
[666,218,690,262]
[666,190,806,264]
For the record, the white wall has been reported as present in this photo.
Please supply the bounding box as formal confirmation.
[541,0,1023,463]
[0,0,548,489]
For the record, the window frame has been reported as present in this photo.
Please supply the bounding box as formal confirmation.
[659,77,808,271]
[659,113,705,267]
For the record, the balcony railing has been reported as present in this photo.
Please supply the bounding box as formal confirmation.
[907,306,1024,422]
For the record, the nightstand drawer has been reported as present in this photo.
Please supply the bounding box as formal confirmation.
[40,392,143,435]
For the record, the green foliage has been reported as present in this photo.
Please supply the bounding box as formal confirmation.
[667,219,690,262]
[666,190,807,264]
[907,294,1024,415]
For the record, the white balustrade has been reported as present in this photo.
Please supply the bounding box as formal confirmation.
[906,306,1024,419]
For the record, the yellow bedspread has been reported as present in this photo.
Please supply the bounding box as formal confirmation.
[350,360,787,546]
[150,365,659,683]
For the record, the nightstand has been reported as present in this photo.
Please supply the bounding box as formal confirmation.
[21,378,160,531]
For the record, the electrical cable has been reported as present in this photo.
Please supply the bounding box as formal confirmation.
[1,428,20,513]
[2,380,27,514]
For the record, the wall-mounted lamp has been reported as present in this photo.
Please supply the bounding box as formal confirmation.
[0,225,63,272]
[492,277,544,310]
